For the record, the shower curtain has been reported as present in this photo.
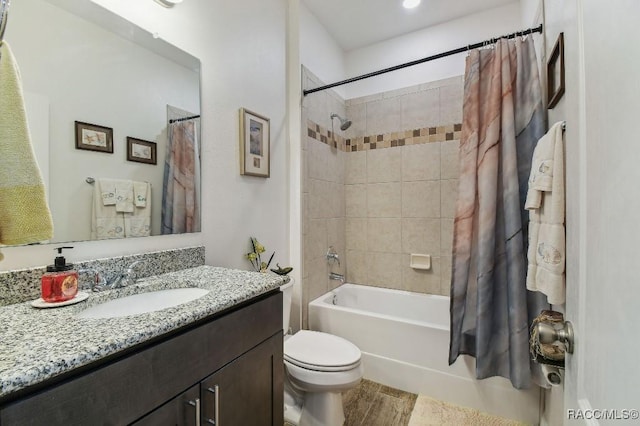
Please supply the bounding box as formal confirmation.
[449,36,549,389]
[161,118,201,234]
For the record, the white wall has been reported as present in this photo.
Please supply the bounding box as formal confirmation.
[0,0,289,272]
[299,3,346,98]
[344,2,523,98]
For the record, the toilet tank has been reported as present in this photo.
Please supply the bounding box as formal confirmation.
[280,278,294,333]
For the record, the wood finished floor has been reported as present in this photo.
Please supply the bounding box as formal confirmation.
[343,379,417,426]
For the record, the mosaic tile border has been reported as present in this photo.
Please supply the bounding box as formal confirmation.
[306,119,462,152]
[306,120,347,151]
[0,246,205,306]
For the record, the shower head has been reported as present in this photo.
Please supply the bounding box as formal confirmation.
[330,113,352,131]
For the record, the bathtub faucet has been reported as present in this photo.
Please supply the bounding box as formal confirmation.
[329,272,345,284]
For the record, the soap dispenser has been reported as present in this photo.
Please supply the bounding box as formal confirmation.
[41,246,79,303]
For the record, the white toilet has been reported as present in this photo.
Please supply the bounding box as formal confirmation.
[281,280,363,426]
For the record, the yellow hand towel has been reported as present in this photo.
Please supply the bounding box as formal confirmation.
[0,42,53,245]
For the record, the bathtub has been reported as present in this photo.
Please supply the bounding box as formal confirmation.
[308,284,540,424]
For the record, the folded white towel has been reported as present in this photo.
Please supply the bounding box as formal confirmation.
[133,181,149,208]
[115,180,134,213]
[91,183,125,239]
[94,217,126,239]
[98,179,116,206]
[526,121,566,304]
[125,216,150,237]
[125,186,151,237]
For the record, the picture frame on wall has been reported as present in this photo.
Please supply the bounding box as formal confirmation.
[239,108,270,178]
[126,137,157,165]
[75,121,113,153]
[547,32,565,109]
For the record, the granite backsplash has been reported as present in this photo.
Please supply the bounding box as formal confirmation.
[0,246,205,306]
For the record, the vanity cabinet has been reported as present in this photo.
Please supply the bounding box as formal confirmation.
[0,290,283,426]
[134,334,282,426]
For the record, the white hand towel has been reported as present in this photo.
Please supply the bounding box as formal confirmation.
[91,183,124,239]
[133,181,149,208]
[124,216,151,237]
[98,178,116,206]
[124,186,151,237]
[115,180,134,213]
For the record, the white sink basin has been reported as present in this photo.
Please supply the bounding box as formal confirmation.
[77,288,210,319]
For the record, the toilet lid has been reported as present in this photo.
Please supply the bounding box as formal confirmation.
[284,330,361,372]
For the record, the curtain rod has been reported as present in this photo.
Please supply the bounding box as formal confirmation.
[169,114,200,123]
[303,24,543,97]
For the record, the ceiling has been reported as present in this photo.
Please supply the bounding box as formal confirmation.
[302,0,519,51]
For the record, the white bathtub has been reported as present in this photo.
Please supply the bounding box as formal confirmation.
[308,284,540,424]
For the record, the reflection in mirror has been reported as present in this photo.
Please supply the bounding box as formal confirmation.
[4,0,201,245]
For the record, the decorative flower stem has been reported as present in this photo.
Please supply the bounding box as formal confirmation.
[245,237,275,272]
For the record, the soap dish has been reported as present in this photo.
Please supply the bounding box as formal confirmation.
[410,254,431,270]
[30,292,90,309]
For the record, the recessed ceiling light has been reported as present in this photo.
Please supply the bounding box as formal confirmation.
[154,0,183,8]
[403,0,421,9]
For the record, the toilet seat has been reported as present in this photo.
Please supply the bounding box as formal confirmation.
[284,330,361,372]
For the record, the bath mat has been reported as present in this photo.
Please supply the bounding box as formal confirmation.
[408,395,528,426]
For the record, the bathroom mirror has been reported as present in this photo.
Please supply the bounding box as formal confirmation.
[4,0,201,244]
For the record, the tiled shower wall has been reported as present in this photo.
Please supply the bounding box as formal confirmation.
[343,76,463,296]
[301,70,463,327]
[301,67,347,328]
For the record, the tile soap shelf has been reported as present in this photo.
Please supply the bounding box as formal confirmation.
[410,254,431,270]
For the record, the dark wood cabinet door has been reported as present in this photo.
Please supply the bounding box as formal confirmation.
[200,333,283,426]
[131,384,200,426]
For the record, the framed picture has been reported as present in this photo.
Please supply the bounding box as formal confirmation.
[75,121,113,153]
[239,108,270,178]
[547,32,565,109]
[126,137,157,165]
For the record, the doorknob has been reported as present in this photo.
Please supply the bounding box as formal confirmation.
[536,321,574,354]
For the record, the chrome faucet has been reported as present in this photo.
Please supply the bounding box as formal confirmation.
[108,260,144,289]
[78,268,108,292]
[326,246,340,266]
[329,272,345,284]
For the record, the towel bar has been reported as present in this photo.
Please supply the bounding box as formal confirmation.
[86,177,151,186]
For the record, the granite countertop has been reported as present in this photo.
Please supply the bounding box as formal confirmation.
[0,265,288,400]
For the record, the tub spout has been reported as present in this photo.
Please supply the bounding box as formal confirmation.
[329,272,345,284]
